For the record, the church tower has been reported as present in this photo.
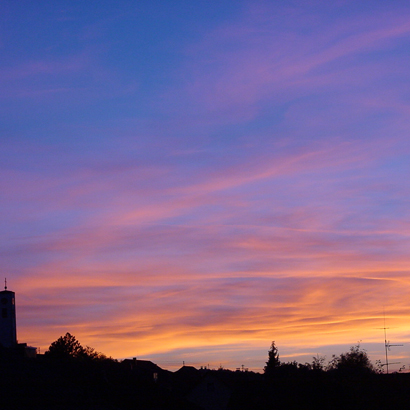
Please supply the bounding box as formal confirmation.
[0,279,17,348]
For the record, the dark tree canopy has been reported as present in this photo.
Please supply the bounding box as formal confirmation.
[46,332,84,359]
[311,354,326,372]
[327,343,375,374]
[45,332,108,361]
[264,341,280,376]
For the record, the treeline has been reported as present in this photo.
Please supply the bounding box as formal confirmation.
[1,334,410,409]
[232,341,410,409]
[264,341,379,377]
[45,334,381,375]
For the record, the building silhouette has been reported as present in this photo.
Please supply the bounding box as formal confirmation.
[0,280,17,348]
[0,280,36,357]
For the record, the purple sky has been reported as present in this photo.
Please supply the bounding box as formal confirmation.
[2,1,410,371]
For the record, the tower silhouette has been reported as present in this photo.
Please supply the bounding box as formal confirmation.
[0,279,17,348]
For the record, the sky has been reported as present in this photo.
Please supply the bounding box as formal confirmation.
[1,0,410,372]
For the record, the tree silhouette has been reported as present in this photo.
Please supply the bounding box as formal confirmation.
[311,354,326,372]
[327,343,375,374]
[82,345,108,361]
[45,332,85,359]
[45,332,111,362]
[264,341,280,376]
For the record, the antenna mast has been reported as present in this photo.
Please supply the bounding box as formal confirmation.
[380,309,403,374]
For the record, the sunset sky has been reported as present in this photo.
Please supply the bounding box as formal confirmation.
[2,1,410,371]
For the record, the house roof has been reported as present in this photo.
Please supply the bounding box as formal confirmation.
[122,359,163,372]
[175,365,199,376]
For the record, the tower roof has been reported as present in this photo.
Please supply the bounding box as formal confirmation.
[1,278,14,294]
